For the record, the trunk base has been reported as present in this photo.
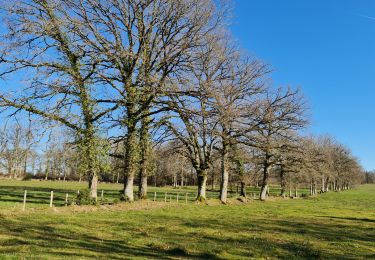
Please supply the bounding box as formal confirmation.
[196,172,207,202]
[123,176,134,202]
[89,175,98,201]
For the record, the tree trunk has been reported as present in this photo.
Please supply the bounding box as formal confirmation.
[23,153,27,175]
[280,168,286,198]
[325,177,330,192]
[85,131,98,200]
[45,161,49,180]
[86,159,98,200]
[240,182,246,197]
[123,123,137,202]
[260,183,268,201]
[138,116,151,199]
[122,84,138,202]
[138,174,148,199]
[260,160,270,201]
[197,169,207,201]
[89,174,98,201]
[313,179,317,195]
[124,174,134,201]
[63,167,66,181]
[219,147,229,204]
[321,175,325,193]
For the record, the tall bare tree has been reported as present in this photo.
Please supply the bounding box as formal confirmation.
[210,44,268,203]
[0,0,116,199]
[240,88,307,201]
[163,35,229,200]
[60,0,225,201]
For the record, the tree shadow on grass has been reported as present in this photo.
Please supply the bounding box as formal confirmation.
[0,215,220,259]
[0,212,373,259]
[182,216,375,259]
[318,215,375,223]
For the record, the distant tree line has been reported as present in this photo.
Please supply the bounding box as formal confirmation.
[363,171,375,184]
[0,0,364,203]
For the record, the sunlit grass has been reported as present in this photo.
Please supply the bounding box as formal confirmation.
[0,180,373,259]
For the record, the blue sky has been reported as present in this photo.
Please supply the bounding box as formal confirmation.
[230,0,375,170]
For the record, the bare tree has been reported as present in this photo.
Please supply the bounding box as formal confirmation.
[210,42,268,203]
[240,88,308,201]
[165,37,223,201]
[59,0,225,201]
[274,138,305,197]
[0,0,116,199]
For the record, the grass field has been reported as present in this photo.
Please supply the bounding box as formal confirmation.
[0,181,374,259]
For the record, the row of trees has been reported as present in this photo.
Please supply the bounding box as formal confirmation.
[0,122,363,197]
[364,171,375,184]
[0,122,364,202]
[0,0,363,203]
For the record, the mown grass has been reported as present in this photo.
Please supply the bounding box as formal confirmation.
[0,181,373,259]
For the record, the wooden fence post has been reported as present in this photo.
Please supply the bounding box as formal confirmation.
[153,192,157,201]
[185,193,188,203]
[177,194,179,203]
[164,192,167,202]
[23,190,27,211]
[50,191,54,208]
[65,193,69,206]
[101,190,104,201]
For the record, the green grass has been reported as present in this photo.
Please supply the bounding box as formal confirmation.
[0,181,373,259]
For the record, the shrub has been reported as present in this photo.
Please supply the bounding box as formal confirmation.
[22,173,33,181]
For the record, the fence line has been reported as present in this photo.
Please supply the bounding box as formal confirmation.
[9,186,312,210]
